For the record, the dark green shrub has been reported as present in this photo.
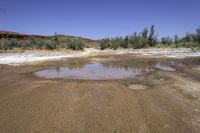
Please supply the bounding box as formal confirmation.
[0,39,9,50]
[111,41,120,50]
[196,27,200,46]
[67,39,85,50]
[161,37,173,45]
[100,38,111,50]
[121,36,129,48]
[174,34,180,44]
[129,35,148,49]
[44,41,56,50]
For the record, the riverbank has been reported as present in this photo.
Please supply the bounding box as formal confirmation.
[0,48,200,65]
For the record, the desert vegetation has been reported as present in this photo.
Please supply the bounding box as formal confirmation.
[0,36,86,51]
[65,38,85,50]
[100,25,200,50]
[1,25,200,51]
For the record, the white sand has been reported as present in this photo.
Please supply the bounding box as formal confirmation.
[0,48,199,65]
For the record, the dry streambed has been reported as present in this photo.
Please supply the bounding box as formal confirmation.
[0,54,200,133]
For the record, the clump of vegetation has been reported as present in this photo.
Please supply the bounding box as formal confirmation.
[99,25,200,50]
[0,36,85,51]
[66,39,85,50]
[99,38,112,50]
[128,32,149,49]
[1,25,200,51]
[99,25,157,50]
[148,25,157,47]
[161,36,173,45]
[196,27,200,45]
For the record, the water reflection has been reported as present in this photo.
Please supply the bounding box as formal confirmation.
[35,61,153,80]
[102,61,153,76]
[154,61,183,71]
[65,61,86,70]
[35,59,185,80]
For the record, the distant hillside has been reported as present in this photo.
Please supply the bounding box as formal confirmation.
[0,31,99,47]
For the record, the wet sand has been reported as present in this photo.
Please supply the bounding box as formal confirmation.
[0,55,200,133]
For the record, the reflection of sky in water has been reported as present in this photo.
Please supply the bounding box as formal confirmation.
[155,61,183,71]
[155,62,176,71]
[35,62,152,80]
[35,60,184,80]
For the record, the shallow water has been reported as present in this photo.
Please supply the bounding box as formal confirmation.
[35,62,152,80]
[154,61,183,71]
[35,58,188,80]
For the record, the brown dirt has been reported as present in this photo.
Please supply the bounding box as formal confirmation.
[128,84,147,90]
[0,55,200,133]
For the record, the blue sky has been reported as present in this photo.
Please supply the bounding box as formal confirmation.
[0,0,199,39]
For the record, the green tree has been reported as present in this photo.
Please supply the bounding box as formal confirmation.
[148,25,157,46]
[174,34,180,44]
[196,27,200,44]
[141,28,148,39]
[54,32,59,46]
[183,33,195,42]
[123,36,129,48]
[161,36,173,45]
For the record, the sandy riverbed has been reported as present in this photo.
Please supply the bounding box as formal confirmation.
[0,54,200,133]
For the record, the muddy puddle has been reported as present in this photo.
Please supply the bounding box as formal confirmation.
[34,58,189,80]
[35,62,152,80]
